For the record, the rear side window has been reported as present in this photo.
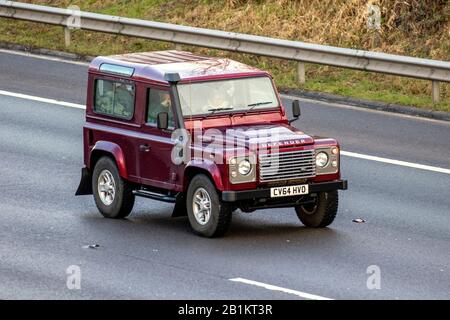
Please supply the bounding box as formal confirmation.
[94,79,135,120]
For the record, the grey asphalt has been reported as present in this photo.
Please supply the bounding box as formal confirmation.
[0,51,449,299]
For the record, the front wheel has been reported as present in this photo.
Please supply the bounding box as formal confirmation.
[92,156,135,219]
[295,191,338,228]
[186,174,232,237]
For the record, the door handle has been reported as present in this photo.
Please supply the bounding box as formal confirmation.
[139,144,151,152]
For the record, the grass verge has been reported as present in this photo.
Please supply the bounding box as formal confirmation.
[0,0,448,112]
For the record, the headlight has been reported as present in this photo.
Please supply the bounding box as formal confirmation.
[229,156,256,184]
[238,159,252,175]
[316,152,329,167]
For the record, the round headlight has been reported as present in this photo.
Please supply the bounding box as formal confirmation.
[238,159,252,175]
[316,152,329,167]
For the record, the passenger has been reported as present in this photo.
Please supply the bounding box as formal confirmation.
[96,90,114,114]
[147,91,174,126]
[114,84,134,118]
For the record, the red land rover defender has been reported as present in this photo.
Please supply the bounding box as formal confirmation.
[76,50,347,237]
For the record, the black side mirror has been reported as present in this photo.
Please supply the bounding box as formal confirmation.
[289,100,301,124]
[157,112,169,130]
[292,100,301,118]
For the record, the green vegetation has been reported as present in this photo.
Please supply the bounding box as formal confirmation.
[0,0,448,111]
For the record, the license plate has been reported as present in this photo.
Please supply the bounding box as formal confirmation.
[270,184,309,198]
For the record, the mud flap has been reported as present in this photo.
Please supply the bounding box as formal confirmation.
[171,194,187,217]
[75,167,93,196]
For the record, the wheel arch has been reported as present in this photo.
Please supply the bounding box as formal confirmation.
[89,141,128,179]
[184,161,224,192]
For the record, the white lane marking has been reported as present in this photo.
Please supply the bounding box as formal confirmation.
[341,151,450,175]
[229,278,333,300]
[281,94,450,126]
[0,49,447,125]
[0,90,85,109]
[1,89,449,175]
[0,49,90,66]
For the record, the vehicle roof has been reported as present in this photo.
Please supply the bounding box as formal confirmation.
[89,50,268,83]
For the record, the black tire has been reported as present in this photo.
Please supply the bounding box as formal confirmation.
[92,156,135,219]
[295,191,338,228]
[186,174,232,237]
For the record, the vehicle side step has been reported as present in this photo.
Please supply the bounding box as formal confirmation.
[132,190,178,203]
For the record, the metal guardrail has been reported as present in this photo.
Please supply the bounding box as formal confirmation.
[0,1,449,102]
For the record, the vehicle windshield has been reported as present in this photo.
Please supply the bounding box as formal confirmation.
[177,77,279,117]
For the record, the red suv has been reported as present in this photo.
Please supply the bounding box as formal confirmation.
[76,50,347,237]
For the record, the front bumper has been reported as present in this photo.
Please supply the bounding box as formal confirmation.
[222,180,347,202]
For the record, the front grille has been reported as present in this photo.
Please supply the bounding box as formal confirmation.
[259,149,316,182]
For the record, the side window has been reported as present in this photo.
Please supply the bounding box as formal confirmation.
[146,88,175,128]
[94,79,135,120]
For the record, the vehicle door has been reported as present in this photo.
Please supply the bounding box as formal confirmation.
[138,86,179,190]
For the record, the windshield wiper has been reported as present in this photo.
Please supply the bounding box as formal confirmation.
[242,101,273,116]
[247,101,272,107]
[206,107,234,116]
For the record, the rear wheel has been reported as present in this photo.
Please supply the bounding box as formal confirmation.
[295,191,338,228]
[186,174,232,237]
[92,156,135,219]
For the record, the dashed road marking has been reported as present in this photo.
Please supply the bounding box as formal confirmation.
[230,278,333,300]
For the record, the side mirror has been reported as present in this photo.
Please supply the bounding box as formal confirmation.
[292,100,301,118]
[157,112,169,130]
[289,100,301,124]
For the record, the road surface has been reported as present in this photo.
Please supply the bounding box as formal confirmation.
[0,50,449,299]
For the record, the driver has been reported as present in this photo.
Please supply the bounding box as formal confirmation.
[206,89,230,111]
[148,91,174,126]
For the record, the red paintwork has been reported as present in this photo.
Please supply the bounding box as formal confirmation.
[185,159,225,191]
[83,50,342,194]
[90,140,129,179]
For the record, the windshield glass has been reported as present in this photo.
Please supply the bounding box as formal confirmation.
[177,77,279,117]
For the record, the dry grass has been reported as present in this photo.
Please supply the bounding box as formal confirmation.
[0,0,448,110]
